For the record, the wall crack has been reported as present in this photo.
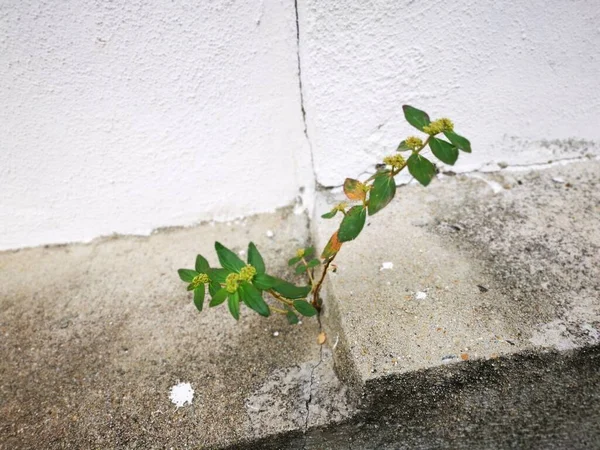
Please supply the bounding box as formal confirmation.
[294,0,322,190]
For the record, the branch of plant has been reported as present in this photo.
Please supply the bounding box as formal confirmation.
[269,305,288,315]
[267,289,294,306]
[311,257,333,309]
[300,257,315,285]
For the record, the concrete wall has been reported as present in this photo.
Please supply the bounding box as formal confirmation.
[0,0,312,250]
[298,0,600,185]
[2,0,600,250]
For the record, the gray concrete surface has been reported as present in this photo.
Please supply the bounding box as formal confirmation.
[0,208,351,449]
[309,160,600,447]
[2,161,599,449]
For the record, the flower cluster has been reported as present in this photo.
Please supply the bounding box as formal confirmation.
[422,118,454,135]
[383,154,406,168]
[404,136,424,150]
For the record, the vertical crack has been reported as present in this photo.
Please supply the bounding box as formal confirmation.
[294,0,320,188]
[302,316,324,449]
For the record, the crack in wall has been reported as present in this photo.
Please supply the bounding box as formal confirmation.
[294,0,324,191]
[315,154,598,191]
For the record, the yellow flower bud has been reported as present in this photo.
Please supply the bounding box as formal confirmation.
[405,136,424,150]
[238,264,257,282]
[191,273,210,288]
[225,273,240,293]
[296,248,305,258]
[383,154,406,168]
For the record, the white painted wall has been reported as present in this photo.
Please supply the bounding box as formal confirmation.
[297,0,600,186]
[1,0,312,250]
[2,0,600,250]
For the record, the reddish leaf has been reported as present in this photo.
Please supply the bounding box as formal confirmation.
[343,178,366,201]
[321,230,342,260]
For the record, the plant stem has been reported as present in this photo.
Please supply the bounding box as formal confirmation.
[391,137,430,177]
[269,305,288,315]
[301,257,315,285]
[311,257,333,309]
[267,289,294,306]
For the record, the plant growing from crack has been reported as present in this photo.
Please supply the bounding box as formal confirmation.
[178,105,471,324]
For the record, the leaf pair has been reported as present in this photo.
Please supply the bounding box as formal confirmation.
[402,105,471,186]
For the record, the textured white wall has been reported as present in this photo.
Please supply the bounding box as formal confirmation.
[3,1,600,250]
[0,0,312,250]
[297,0,600,186]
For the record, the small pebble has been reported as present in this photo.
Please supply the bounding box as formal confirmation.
[169,382,194,408]
[552,177,565,184]
[380,262,394,271]
[266,230,274,238]
[441,355,458,364]
[273,331,279,337]
[415,291,427,300]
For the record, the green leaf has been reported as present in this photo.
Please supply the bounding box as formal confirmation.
[343,178,366,202]
[397,140,411,152]
[193,287,205,312]
[187,283,195,291]
[402,105,431,131]
[195,255,210,273]
[368,171,396,216]
[271,279,312,299]
[215,242,245,272]
[338,205,367,242]
[247,242,266,274]
[293,300,318,317]
[209,268,230,283]
[286,310,299,324]
[239,282,270,317]
[288,256,301,266]
[307,258,320,268]
[295,264,307,274]
[253,273,279,290]
[321,209,338,219]
[407,153,436,186]
[178,269,198,282]
[321,230,342,260]
[209,288,228,307]
[228,290,240,320]
[429,137,459,166]
[304,247,315,258]
[444,130,471,153]
[208,280,221,297]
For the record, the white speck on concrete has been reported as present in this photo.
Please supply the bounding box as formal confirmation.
[273,331,279,337]
[266,230,274,238]
[415,291,427,300]
[332,334,340,350]
[238,249,246,257]
[552,177,565,183]
[380,262,394,271]
[169,382,194,408]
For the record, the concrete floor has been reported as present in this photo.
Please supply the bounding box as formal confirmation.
[1,161,599,449]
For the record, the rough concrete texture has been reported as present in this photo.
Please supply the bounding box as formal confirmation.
[314,160,599,383]
[0,208,350,449]
[2,162,600,449]
[308,160,600,446]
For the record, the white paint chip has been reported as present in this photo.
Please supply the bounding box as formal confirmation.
[169,382,194,408]
[266,230,274,238]
[415,291,427,300]
[380,262,394,271]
